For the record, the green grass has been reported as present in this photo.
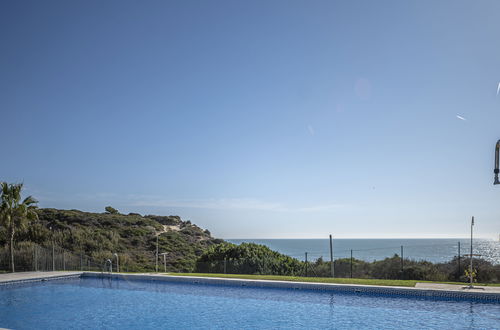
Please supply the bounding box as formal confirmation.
[165,273,419,287]
[165,273,500,287]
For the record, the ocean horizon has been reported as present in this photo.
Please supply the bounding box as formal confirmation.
[227,238,500,264]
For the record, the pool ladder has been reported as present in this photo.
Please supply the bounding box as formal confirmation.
[103,259,113,273]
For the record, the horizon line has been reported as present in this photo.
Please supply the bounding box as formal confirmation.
[224,237,487,240]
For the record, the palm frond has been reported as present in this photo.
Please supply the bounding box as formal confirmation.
[23,196,38,206]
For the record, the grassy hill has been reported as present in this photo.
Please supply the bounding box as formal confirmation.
[1,208,223,272]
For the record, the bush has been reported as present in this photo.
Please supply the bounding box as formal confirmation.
[105,206,119,214]
[196,243,304,276]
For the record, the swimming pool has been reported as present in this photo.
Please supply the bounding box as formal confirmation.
[1,275,499,329]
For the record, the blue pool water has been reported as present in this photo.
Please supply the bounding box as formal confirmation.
[1,277,499,329]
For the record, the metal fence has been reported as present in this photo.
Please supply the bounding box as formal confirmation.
[184,239,500,283]
[0,244,103,273]
[190,254,500,282]
[3,239,499,284]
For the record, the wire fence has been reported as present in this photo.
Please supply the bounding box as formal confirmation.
[2,239,499,283]
[187,240,500,283]
[283,242,500,265]
[0,243,103,273]
[190,254,500,283]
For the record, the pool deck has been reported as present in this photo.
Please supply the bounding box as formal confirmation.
[0,271,83,284]
[415,282,500,293]
[1,272,499,300]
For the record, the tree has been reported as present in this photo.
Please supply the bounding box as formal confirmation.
[0,183,38,272]
[105,206,119,214]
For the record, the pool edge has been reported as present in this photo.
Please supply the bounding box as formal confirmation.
[81,272,500,302]
[0,272,83,286]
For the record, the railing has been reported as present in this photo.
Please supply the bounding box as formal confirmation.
[144,240,500,283]
[3,240,499,284]
[0,243,103,273]
[189,240,500,283]
[191,254,500,283]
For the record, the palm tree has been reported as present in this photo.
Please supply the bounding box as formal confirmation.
[0,183,38,272]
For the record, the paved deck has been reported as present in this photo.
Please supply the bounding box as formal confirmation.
[0,271,83,283]
[415,282,500,293]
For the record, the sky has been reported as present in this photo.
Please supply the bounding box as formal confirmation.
[1,0,500,239]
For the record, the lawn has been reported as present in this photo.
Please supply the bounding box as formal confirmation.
[165,273,500,287]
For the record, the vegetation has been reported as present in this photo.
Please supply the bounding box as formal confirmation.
[196,242,304,275]
[167,273,500,287]
[196,243,500,283]
[0,183,38,272]
[169,273,420,286]
[0,207,223,272]
[105,206,119,214]
[0,183,498,284]
[311,255,500,283]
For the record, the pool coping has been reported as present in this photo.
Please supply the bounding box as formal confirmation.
[0,271,83,286]
[82,272,500,302]
[2,272,499,302]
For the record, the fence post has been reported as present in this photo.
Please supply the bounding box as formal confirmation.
[63,251,66,271]
[223,258,227,274]
[163,254,166,273]
[469,216,474,286]
[52,242,55,271]
[400,246,404,277]
[155,234,159,273]
[350,249,353,278]
[33,245,38,272]
[329,234,334,278]
[457,241,461,277]
[80,253,83,271]
[305,252,308,277]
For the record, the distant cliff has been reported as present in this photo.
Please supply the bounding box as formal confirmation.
[1,208,224,272]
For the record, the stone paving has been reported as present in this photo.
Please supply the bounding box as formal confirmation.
[0,271,82,283]
[415,282,500,293]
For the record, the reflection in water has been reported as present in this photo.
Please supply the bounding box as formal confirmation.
[329,292,335,309]
[468,302,475,329]
[1,278,499,329]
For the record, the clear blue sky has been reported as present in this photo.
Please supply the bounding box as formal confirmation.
[1,0,500,238]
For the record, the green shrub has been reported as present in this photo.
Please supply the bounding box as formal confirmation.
[196,243,304,276]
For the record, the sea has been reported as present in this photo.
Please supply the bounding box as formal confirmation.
[227,238,500,264]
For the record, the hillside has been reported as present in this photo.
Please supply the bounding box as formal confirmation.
[2,208,223,272]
